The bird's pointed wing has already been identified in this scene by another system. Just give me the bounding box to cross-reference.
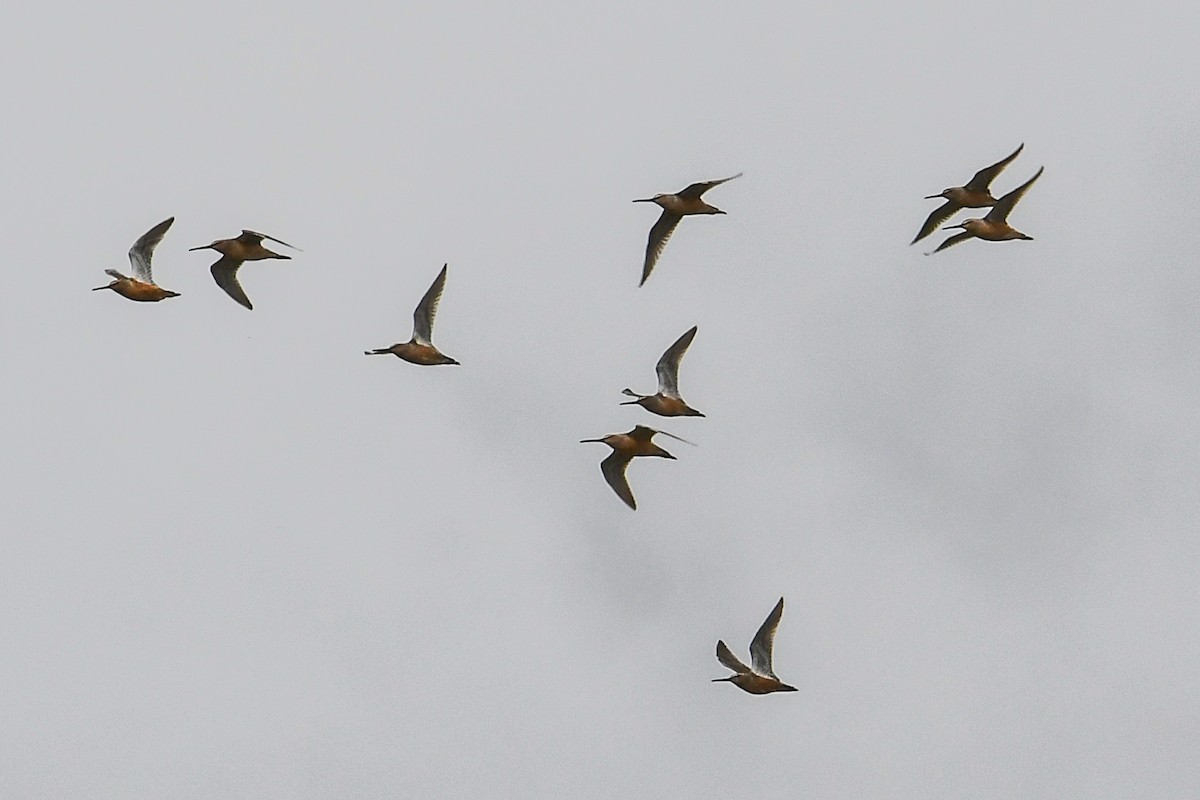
[239,229,300,251]
[104,269,128,281]
[412,264,448,345]
[716,640,751,675]
[128,217,174,284]
[986,166,1043,223]
[629,425,659,443]
[655,326,697,398]
[911,201,961,245]
[677,172,743,200]
[749,597,785,679]
[600,451,636,510]
[211,256,253,310]
[965,143,1024,192]
[926,231,974,255]
[641,211,682,286]
[648,428,696,446]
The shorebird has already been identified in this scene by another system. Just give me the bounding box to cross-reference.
[92,217,180,302]
[621,325,704,417]
[912,144,1024,244]
[189,229,298,309]
[713,597,797,695]
[634,173,742,286]
[364,264,460,365]
[579,425,691,510]
[926,167,1044,255]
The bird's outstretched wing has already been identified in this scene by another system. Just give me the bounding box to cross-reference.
[965,143,1024,192]
[749,597,785,679]
[716,640,751,675]
[911,200,960,245]
[655,326,697,398]
[925,231,974,255]
[238,229,300,251]
[641,211,682,286]
[987,166,1044,224]
[677,172,743,200]
[600,452,636,510]
[413,264,448,345]
[128,217,174,284]
[211,257,252,310]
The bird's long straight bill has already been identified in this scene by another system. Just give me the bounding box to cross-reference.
[187,245,210,251]
[579,438,606,444]
[631,197,656,203]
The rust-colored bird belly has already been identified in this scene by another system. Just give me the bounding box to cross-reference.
[391,343,450,365]
[643,396,690,416]
[733,675,791,694]
[113,281,176,302]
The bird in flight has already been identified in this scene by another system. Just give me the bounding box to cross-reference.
[579,425,691,510]
[634,173,742,286]
[92,217,180,302]
[365,264,460,365]
[926,166,1044,255]
[621,325,705,417]
[912,144,1024,245]
[189,229,298,309]
[713,597,798,694]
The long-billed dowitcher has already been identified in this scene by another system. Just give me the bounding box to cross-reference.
[621,325,704,417]
[579,425,691,510]
[92,217,180,302]
[364,264,460,365]
[912,144,1024,244]
[189,229,298,309]
[634,173,742,286]
[713,597,797,695]
[926,167,1044,255]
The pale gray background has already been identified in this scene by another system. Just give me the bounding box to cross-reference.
[2,2,1198,797]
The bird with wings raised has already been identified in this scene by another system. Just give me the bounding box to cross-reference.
[365,264,460,366]
[93,217,180,302]
[713,597,797,695]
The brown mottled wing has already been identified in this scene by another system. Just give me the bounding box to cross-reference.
[211,256,252,310]
[656,326,697,398]
[716,640,751,675]
[640,211,681,286]
[239,229,300,251]
[965,143,1024,193]
[128,217,174,284]
[412,263,448,345]
[676,172,743,200]
[599,451,636,510]
[911,200,961,245]
[926,231,974,255]
[749,597,785,679]
[986,166,1043,224]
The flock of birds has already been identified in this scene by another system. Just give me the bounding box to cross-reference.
[92,145,1044,693]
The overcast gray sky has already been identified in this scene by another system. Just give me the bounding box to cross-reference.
[3,2,1199,797]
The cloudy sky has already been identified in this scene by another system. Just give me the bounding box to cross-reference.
[3,2,1198,797]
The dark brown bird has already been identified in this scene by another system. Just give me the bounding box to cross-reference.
[92,217,180,302]
[189,229,298,309]
[364,264,460,365]
[713,597,798,695]
[912,143,1024,244]
[579,425,691,510]
[634,173,742,286]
